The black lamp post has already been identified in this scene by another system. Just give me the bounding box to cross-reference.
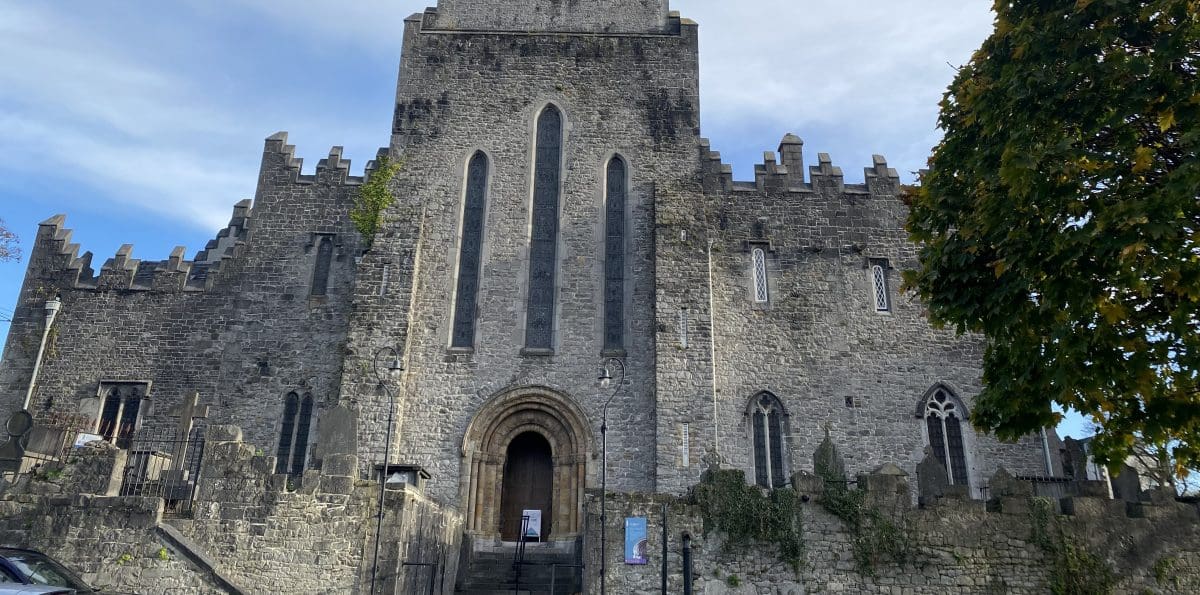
[370,346,404,594]
[596,357,625,595]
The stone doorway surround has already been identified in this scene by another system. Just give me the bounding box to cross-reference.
[460,386,591,542]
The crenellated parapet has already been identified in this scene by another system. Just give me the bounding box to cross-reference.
[703,134,901,199]
[261,131,388,187]
[28,200,257,294]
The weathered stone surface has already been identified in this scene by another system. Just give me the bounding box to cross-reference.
[917,446,949,503]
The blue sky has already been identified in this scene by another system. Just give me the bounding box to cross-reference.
[0,0,1091,439]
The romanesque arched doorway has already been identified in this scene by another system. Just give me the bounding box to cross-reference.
[460,387,590,542]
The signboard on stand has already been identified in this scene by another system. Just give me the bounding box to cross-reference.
[624,517,648,564]
[522,509,543,541]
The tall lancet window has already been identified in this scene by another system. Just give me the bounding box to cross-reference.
[925,388,969,486]
[276,392,314,477]
[525,106,563,350]
[603,156,627,351]
[752,247,769,303]
[311,235,334,296]
[452,152,489,349]
[749,392,788,488]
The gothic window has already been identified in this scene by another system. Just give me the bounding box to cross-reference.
[311,235,334,297]
[603,156,627,352]
[525,106,563,350]
[925,388,969,485]
[275,392,314,476]
[452,152,489,349]
[752,247,769,303]
[749,392,788,488]
[870,258,890,312]
[98,383,145,449]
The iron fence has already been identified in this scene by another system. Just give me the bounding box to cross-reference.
[118,425,206,516]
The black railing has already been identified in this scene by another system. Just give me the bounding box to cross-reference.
[119,425,206,516]
[513,514,530,594]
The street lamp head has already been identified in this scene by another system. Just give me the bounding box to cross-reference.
[597,366,612,389]
[387,358,404,373]
[44,296,61,318]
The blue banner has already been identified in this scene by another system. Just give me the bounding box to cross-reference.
[624,517,648,565]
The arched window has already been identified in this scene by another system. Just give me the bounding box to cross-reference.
[452,151,489,349]
[749,392,788,488]
[603,156,627,351]
[98,383,144,449]
[752,247,769,303]
[312,235,334,296]
[924,388,969,485]
[525,106,563,350]
[275,392,314,476]
[872,263,890,312]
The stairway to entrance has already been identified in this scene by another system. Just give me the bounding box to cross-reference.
[456,544,582,595]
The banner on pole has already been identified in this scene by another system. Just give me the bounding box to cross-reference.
[624,517,648,564]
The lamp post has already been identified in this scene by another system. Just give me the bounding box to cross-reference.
[596,357,625,595]
[370,346,404,594]
[22,296,61,411]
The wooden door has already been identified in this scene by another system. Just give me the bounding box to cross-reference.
[499,432,554,540]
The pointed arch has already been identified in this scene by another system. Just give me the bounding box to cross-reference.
[603,154,627,351]
[452,150,490,349]
[311,235,334,296]
[920,385,970,486]
[745,391,790,488]
[525,105,564,350]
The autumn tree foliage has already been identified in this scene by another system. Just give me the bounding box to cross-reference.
[906,0,1200,472]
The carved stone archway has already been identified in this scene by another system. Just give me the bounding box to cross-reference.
[460,386,591,541]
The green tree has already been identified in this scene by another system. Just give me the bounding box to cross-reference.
[0,217,19,262]
[906,0,1200,473]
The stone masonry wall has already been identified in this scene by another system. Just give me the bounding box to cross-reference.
[427,0,672,34]
[0,425,464,594]
[696,146,1055,493]
[586,481,1200,594]
[182,425,463,594]
[0,135,375,463]
[0,444,225,594]
[342,9,702,504]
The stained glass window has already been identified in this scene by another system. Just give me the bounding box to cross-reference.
[604,156,627,351]
[525,106,563,350]
[750,392,788,488]
[925,388,969,485]
[275,392,314,477]
[452,152,488,348]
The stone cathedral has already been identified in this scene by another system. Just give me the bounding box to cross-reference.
[2,0,1060,570]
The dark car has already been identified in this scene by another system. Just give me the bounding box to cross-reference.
[0,548,98,594]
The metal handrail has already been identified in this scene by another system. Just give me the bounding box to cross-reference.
[513,515,530,594]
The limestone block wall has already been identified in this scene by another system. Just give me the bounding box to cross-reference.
[184,426,463,594]
[426,0,672,34]
[343,11,702,502]
[0,495,226,594]
[695,147,1052,494]
[586,487,1200,594]
[0,135,375,460]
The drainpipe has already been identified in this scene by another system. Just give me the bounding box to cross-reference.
[1040,428,1054,476]
[706,239,719,455]
[681,532,693,595]
[22,296,61,411]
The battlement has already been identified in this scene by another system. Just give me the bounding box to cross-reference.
[31,200,255,294]
[262,131,389,186]
[422,0,676,35]
[701,134,902,198]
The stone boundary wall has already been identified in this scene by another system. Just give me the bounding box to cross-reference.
[0,426,463,594]
[586,473,1200,594]
[0,445,226,593]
